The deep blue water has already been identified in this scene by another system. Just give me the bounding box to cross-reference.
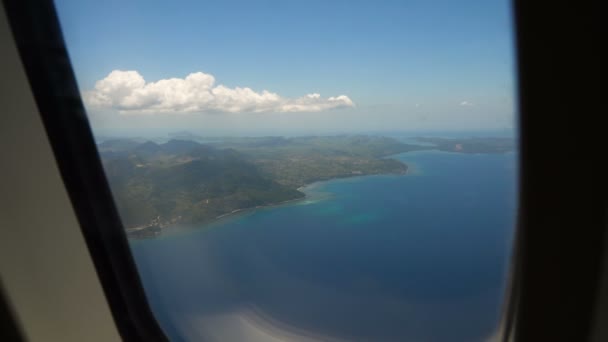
[130,150,517,342]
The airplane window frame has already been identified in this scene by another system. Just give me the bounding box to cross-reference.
[3,1,167,341]
[3,0,606,341]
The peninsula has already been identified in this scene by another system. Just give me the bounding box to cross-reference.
[97,135,514,237]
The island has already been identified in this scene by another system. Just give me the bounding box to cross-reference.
[97,135,514,237]
[414,136,515,154]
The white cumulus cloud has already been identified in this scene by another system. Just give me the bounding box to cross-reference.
[83,70,355,114]
[459,100,473,106]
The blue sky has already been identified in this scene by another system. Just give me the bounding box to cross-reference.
[55,0,516,136]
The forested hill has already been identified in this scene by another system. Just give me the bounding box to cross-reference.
[100,140,302,228]
[97,136,417,231]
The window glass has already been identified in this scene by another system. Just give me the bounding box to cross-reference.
[55,1,517,341]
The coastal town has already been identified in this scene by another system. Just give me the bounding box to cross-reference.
[126,215,181,238]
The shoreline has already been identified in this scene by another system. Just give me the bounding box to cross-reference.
[176,168,410,229]
[129,148,511,239]
[213,196,306,220]
[128,162,410,239]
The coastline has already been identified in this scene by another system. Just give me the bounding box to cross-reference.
[127,162,409,239]
[128,148,514,239]
[195,166,409,227]
[167,148,515,230]
[213,196,306,220]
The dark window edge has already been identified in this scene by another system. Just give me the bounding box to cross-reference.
[504,0,607,341]
[2,0,168,340]
[0,282,25,342]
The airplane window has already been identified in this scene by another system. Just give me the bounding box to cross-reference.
[54,0,517,341]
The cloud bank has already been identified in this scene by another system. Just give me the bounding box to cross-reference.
[83,70,355,114]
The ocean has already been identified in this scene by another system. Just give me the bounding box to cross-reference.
[130,150,517,342]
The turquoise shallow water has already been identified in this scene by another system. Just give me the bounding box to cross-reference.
[130,150,517,342]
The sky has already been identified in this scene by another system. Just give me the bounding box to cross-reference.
[54,0,516,137]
